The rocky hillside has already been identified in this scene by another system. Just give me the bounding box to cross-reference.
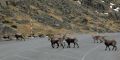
[0,0,120,36]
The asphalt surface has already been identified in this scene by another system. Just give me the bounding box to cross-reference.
[0,33,120,60]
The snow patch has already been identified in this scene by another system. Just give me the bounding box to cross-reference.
[95,10,99,14]
[113,7,120,12]
[101,0,105,3]
[103,13,109,15]
[110,3,115,9]
[110,3,115,6]
[76,0,81,5]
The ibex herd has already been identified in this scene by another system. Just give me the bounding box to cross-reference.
[48,34,79,48]
[92,35,117,51]
[48,34,117,51]
[1,33,45,41]
[1,33,118,51]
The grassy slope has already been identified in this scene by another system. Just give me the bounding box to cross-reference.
[0,0,120,36]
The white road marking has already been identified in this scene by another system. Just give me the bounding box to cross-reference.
[81,43,120,60]
[81,45,101,60]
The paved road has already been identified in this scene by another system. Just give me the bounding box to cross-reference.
[0,33,120,60]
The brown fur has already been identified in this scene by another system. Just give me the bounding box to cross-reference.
[103,38,117,51]
[92,35,104,43]
[64,34,79,48]
[14,34,25,41]
[65,37,79,48]
[48,34,65,48]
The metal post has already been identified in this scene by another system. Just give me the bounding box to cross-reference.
[28,5,33,35]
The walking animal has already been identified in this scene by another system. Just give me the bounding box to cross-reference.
[38,34,44,38]
[3,35,10,39]
[14,34,25,41]
[64,34,79,48]
[2,35,11,41]
[48,34,65,48]
[102,37,117,51]
[92,35,104,43]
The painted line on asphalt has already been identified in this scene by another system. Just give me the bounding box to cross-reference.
[81,45,101,60]
[81,43,120,60]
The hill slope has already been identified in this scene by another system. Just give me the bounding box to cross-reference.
[0,0,120,36]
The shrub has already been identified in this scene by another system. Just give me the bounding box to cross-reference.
[16,20,30,24]
[11,25,17,29]
[2,20,11,24]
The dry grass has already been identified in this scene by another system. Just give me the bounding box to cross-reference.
[1,0,120,36]
[16,19,72,36]
[48,13,63,22]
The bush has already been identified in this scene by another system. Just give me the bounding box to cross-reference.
[2,20,11,24]
[16,20,30,24]
[11,25,17,29]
